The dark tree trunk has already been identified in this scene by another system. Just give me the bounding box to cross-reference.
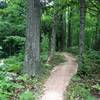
[67,7,72,48]
[23,0,41,76]
[79,0,86,66]
[56,35,59,51]
[94,10,100,50]
[60,13,66,51]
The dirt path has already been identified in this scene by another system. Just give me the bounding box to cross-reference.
[41,53,78,100]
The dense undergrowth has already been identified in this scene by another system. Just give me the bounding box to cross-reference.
[0,44,100,100]
[0,35,49,100]
[0,53,41,100]
[0,46,100,100]
[0,51,65,100]
[65,47,100,100]
[0,0,99,100]
[0,50,100,100]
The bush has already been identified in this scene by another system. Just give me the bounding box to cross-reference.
[0,71,41,100]
[0,53,24,73]
[66,77,96,100]
[66,46,79,55]
[2,36,25,57]
[79,50,100,77]
[40,35,49,52]
[19,91,36,100]
[0,70,23,100]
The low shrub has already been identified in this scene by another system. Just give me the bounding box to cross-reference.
[66,77,96,100]
[2,36,25,57]
[79,50,100,77]
[19,90,36,100]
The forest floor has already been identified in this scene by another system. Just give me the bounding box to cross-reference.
[41,53,78,100]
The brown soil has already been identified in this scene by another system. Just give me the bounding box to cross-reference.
[41,53,78,100]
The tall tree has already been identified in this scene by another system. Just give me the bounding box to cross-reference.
[79,0,86,66]
[67,6,72,48]
[94,2,100,50]
[60,13,66,51]
[50,14,56,56]
[94,12,100,50]
[47,13,56,62]
[23,0,41,76]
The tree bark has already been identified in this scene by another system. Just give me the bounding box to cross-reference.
[79,0,86,66]
[94,10,100,50]
[47,13,56,63]
[60,13,66,51]
[67,7,72,48]
[50,14,56,56]
[23,0,41,76]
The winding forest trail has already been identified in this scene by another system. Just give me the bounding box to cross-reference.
[41,53,78,100]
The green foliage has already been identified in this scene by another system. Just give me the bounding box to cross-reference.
[40,35,49,62]
[6,63,22,73]
[41,35,49,52]
[0,70,42,100]
[0,0,99,100]
[0,51,52,100]
[41,52,48,63]
[0,71,23,100]
[2,53,24,73]
[79,50,100,77]
[66,46,79,55]
[92,84,100,91]
[0,0,26,57]
[67,47,100,77]
[19,91,35,100]
[41,9,52,35]
[66,77,96,100]
[3,36,25,45]
[2,36,25,56]
[50,53,66,66]
[41,63,52,79]
[66,49,99,100]
[0,0,26,37]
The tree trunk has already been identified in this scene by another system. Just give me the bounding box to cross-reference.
[79,0,86,66]
[67,7,72,48]
[47,14,56,63]
[60,13,66,51]
[23,0,41,76]
[94,10,100,50]
[50,14,56,56]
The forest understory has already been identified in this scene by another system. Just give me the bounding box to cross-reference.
[0,51,99,100]
[0,0,100,100]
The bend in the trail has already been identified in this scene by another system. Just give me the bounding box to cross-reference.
[41,52,78,100]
